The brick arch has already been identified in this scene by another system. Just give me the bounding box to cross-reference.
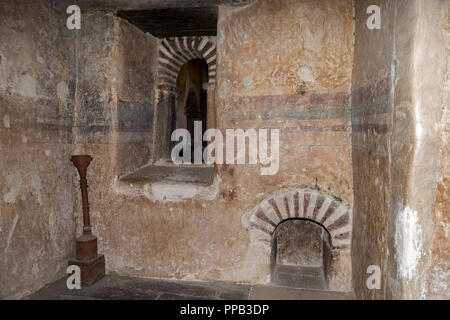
[157,36,216,91]
[242,188,352,250]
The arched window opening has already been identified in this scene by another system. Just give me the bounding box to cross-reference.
[176,58,209,163]
[120,39,216,185]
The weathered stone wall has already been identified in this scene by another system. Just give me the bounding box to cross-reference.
[424,0,449,300]
[0,0,77,298]
[71,9,161,261]
[387,0,447,301]
[78,0,354,292]
[3,0,447,300]
[351,0,395,300]
[351,0,448,300]
[73,13,158,176]
[215,0,354,291]
[0,2,159,298]
[73,13,116,152]
[115,18,158,176]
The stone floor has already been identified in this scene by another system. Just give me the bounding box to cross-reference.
[271,265,327,290]
[28,274,355,300]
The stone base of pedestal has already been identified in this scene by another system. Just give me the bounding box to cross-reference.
[68,233,105,286]
[68,254,105,287]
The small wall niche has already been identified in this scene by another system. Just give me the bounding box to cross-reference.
[271,219,332,290]
[119,37,217,185]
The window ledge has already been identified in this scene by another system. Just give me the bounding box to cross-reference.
[119,161,215,185]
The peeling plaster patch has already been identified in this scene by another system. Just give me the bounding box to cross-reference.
[394,204,423,280]
[3,115,10,128]
[243,77,254,89]
[113,177,220,202]
[21,135,28,143]
[31,173,42,205]
[296,65,315,83]
[45,150,50,157]
[4,172,22,204]
[428,262,449,297]
[4,214,19,253]
[300,26,318,51]
[48,209,63,254]
[112,178,145,197]
[150,183,199,202]
[415,124,423,143]
[147,178,219,202]
[31,264,39,275]
[56,81,69,103]
[18,74,37,98]
[243,60,257,68]
[414,102,423,145]
[218,79,232,99]
[420,287,427,300]
[217,27,225,46]
[442,221,449,238]
[0,53,6,89]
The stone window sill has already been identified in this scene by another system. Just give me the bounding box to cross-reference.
[119,162,215,185]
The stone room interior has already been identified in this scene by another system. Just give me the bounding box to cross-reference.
[0,0,448,301]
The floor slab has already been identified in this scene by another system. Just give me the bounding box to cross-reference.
[249,285,354,300]
[28,274,354,300]
[271,265,327,290]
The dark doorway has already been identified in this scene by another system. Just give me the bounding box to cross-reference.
[271,219,332,290]
[176,58,209,162]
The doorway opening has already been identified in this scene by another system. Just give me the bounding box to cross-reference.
[175,58,209,162]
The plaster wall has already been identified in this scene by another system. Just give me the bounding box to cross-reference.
[351,0,448,300]
[0,0,77,298]
[77,0,355,292]
[6,0,448,299]
[427,0,450,298]
[3,0,447,300]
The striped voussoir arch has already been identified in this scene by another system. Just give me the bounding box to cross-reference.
[242,188,352,250]
[157,36,217,91]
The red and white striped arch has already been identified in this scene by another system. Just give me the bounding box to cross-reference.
[157,36,216,91]
[242,187,352,250]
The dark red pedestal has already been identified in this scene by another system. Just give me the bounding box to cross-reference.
[69,155,105,286]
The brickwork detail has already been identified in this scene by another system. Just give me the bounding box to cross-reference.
[243,188,352,250]
[157,36,216,91]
